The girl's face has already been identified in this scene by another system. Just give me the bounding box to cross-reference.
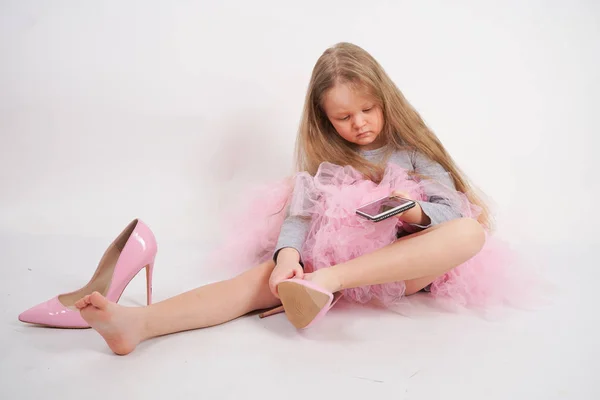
[322,82,385,151]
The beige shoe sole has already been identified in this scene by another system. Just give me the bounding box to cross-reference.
[277,281,340,329]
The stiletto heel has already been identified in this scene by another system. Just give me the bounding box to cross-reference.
[258,305,284,319]
[18,219,158,328]
[146,261,154,305]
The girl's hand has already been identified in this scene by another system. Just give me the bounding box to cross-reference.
[269,249,304,298]
[391,190,413,200]
[391,190,429,225]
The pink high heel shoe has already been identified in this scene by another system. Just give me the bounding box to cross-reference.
[276,279,343,329]
[18,219,157,328]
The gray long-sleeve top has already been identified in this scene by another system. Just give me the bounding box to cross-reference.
[273,146,463,263]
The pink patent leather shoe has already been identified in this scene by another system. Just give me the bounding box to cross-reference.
[18,219,157,328]
[276,279,343,329]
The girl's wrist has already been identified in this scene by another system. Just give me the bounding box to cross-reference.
[276,247,301,265]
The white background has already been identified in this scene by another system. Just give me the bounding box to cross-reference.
[1,1,598,399]
[2,0,598,245]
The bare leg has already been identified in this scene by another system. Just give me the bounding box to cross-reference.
[75,261,279,355]
[306,218,486,295]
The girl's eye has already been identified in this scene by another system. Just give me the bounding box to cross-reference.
[339,116,350,121]
[363,107,373,112]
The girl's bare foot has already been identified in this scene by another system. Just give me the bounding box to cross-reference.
[75,292,145,355]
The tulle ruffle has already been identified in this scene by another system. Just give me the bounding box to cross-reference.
[211,161,526,308]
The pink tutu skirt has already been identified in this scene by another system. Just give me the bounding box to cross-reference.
[212,162,533,308]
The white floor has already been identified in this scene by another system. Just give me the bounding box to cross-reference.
[1,231,597,400]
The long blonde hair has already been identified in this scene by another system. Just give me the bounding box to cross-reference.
[295,42,492,229]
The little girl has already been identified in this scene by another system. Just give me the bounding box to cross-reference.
[20,42,516,355]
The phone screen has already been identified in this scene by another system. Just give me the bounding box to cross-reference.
[357,196,413,217]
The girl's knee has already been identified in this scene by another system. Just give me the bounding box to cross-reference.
[452,218,486,254]
[233,261,280,308]
[236,260,276,283]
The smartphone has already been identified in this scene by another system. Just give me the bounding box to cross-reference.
[356,195,416,222]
